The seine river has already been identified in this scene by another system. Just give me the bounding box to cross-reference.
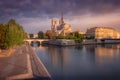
[33,44,120,80]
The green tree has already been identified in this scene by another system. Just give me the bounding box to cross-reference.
[0,24,8,49]
[0,19,27,49]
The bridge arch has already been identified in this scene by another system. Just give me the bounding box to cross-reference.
[24,39,48,45]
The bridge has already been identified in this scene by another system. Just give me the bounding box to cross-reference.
[24,39,49,45]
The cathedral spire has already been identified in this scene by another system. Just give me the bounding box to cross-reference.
[61,12,63,20]
[59,12,65,24]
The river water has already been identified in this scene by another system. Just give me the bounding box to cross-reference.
[33,44,120,80]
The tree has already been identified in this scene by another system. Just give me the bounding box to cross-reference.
[0,24,7,49]
[38,31,44,39]
[46,30,55,39]
[0,19,27,49]
[86,36,95,39]
[29,34,34,39]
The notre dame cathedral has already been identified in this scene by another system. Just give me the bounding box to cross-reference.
[51,14,72,36]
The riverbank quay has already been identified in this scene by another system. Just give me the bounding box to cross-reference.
[41,39,120,46]
[0,45,33,80]
[41,39,75,46]
[0,48,15,57]
[81,39,120,45]
[27,45,51,80]
[0,45,51,80]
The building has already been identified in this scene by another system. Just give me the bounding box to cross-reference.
[75,30,85,35]
[86,27,120,39]
[51,14,72,36]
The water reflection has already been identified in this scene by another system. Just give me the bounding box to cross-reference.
[35,44,120,80]
[46,46,72,70]
[95,45,119,64]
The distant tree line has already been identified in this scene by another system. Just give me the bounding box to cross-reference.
[29,30,95,43]
[31,30,85,43]
[0,19,27,49]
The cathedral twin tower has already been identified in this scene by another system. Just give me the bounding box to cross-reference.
[51,14,72,36]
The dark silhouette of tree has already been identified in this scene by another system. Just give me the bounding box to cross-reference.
[38,31,44,39]
[29,34,34,39]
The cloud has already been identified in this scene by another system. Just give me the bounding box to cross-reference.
[0,0,120,33]
[1,0,120,17]
[17,17,51,33]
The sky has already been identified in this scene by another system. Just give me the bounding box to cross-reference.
[0,0,120,33]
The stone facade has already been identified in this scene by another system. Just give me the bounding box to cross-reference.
[51,15,72,36]
[86,27,120,39]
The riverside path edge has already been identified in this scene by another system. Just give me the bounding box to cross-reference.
[26,45,51,80]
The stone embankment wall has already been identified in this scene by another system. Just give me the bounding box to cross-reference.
[82,39,120,45]
[27,45,51,79]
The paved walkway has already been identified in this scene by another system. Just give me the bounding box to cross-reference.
[0,45,51,80]
[0,45,33,80]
